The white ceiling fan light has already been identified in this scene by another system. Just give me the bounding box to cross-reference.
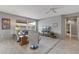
[46,7,60,14]
[45,7,64,16]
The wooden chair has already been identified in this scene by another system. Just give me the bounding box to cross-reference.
[19,35,29,46]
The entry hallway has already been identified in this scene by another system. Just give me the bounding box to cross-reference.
[0,36,79,54]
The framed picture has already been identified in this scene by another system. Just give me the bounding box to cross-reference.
[53,23,58,28]
[2,18,10,30]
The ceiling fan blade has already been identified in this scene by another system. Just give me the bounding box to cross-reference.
[46,7,63,14]
[52,9,56,13]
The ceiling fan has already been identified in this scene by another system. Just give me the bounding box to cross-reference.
[45,7,60,15]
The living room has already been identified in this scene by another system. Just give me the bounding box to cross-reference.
[0,5,79,54]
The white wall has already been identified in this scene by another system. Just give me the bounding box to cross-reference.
[38,16,61,34]
[0,12,34,39]
[77,17,79,40]
[61,16,65,39]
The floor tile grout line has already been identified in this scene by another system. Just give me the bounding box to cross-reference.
[44,39,62,54]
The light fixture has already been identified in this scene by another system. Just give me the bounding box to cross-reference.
[68,20,75,24]
[29,22,36,25]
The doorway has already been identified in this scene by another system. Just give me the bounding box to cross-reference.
[65,16,78,40]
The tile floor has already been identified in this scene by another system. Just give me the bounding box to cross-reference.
[0,36,79,54]
[49,36,79,54]
[0,36,60,54]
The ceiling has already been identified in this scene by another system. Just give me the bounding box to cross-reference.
[0,5,79,19]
